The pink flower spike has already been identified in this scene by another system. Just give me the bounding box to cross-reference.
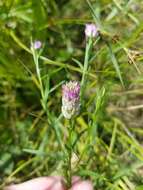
[85,24,98,38]
[62,81,80,119]
[33,40,42,49]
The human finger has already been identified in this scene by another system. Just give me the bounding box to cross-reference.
[70,179,93,190]
[4,176,66,190]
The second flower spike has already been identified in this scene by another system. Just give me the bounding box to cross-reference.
[85,23,98,38]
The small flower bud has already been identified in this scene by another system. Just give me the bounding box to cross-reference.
[85,24,98,38]
[33,40,42,49]
[62,81,80,119]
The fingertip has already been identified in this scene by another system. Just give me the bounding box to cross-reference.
[71,180,93,190]
[4,177,66,190]
[4,185,17,190]
[72,176,81,185]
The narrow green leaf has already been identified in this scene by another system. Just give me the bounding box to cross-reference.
[107,42,124,87]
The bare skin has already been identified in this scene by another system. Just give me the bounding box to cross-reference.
[5,176,93,190]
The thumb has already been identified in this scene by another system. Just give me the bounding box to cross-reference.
[5,176,66,190]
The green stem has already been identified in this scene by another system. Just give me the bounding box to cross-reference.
[107,122,117,161]
[81,37,92,101]
[32,47,45,104]
[67,119,74,188]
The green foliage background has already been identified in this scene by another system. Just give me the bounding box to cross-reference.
[0,0,143,189]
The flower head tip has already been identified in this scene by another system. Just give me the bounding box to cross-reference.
[33,40,42,49]
[85,24,98,37]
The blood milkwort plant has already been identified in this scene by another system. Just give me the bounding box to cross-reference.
[31,23,98,188]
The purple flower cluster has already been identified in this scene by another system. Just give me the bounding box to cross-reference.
[85,24,98,38]
[62,81,80,119]
[33,40,42,49]
[62,82,80,100]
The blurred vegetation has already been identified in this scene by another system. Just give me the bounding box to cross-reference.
[1,0,143,189]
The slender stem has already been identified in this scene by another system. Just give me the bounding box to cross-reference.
[68,142,72,187]
[32,46,48,112]
[107,122,117,161]
[32,47,44,102]
[67,119,74,188]
[81,37,92,100]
